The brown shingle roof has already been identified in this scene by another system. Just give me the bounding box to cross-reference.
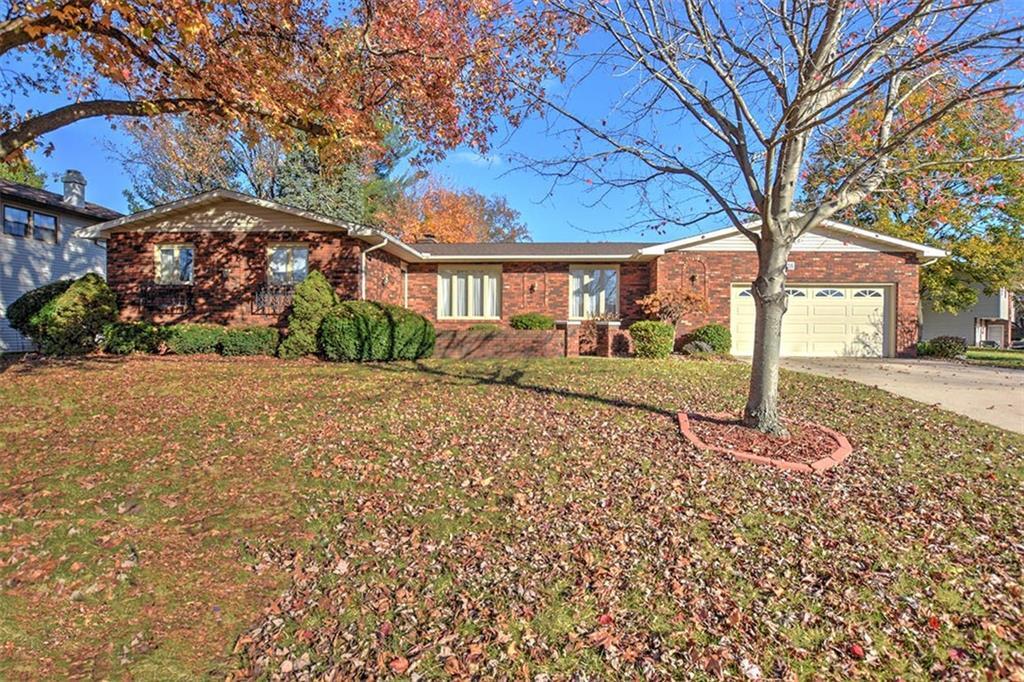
[415,241,656,257]
[0,179,122,222]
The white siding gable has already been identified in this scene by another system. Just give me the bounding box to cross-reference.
[683,226,885,252]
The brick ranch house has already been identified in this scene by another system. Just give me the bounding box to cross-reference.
[75,189,946,358]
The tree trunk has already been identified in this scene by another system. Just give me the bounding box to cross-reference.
[743,239,792,435]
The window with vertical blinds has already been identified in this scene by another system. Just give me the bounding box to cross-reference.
[438,267,501,319]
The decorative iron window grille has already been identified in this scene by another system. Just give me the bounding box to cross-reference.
[253,284,295,315]
[139,283,193,312]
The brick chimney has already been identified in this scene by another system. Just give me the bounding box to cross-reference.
[62,170,86,208]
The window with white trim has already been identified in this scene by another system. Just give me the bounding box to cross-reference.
[267,244,309,285]
[3,206,29,237]
[786,288,806,297]
[854,289,883,298]
[815,288,845,298]
[737,289,753,297]
[33,212,57,243]
[438,267,501,319]
[155,244,194,284]
[570,267,619,318]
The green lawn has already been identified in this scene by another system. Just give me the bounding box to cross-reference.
[966,347,1024,369]
[0,356,1021,679]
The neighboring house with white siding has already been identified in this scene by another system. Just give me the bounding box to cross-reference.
[921,285,1016,348]
[1,171,121,351]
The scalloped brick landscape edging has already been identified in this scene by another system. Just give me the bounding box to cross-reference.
[677,411,853,473]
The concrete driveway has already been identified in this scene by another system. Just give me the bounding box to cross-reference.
[780,357,1024,434]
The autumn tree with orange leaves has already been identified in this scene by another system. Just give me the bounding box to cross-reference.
[0,0,565,160]
[380,176,530,243]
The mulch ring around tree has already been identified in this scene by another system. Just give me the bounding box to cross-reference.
[678,411,852,473]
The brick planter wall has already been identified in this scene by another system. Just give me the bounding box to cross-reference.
[433,329,564,359]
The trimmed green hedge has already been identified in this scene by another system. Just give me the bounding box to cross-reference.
[221,326,280,356]
[509,313,555,330]
[6,279,74,336]
[28,274,118,355]
[319,301,434,362]
[919,335,966,358]
[688,323,731,354]
[165,324,228,355]
[630,320,675,358]
[102,321,168,355]
[279,271,337,359]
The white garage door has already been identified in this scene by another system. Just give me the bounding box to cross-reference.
[730,285,890,357]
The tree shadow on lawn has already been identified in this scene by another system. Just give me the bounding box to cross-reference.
[364,359,678,418]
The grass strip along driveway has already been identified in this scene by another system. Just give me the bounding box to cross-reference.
[0,356,1021,679]
[966,347,1024,369]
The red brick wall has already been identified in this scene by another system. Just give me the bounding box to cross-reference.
[652,251,921,356]
[108,230,366,326]
[364,249,404,306]
[433,329,564,359]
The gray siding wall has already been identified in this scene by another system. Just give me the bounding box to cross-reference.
[921,287,1008,345]
[1,201,106,352]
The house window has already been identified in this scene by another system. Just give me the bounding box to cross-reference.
[267,244,309,285]
[570,267,619,318]
[155,244,194,284]
[787,288,806,297]
[438,267,501,319]
[3,206,29,237]
[33,213,57,243]
[815,288,845,298]
[854,288,883,298]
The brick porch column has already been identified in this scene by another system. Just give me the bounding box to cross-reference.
[595,320,621,357]
[556,320,581,357]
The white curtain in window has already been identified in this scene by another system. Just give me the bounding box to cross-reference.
[159,248,176,283]
[269,247,289,283]
[292,248,308,282]
[439,269,500,318]
[570,268,618,318]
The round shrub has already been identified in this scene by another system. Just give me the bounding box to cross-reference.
[630,320,675,358]
[319,301,435,362]
[165,324,228,354]
[29,273,118,355]
[279,271,337,359]
[688,323,731,354]
[6,279,74,336]
[509,313,555,330]
[102,321,168,354]
[221,326,280,356]
[922,335,966,358]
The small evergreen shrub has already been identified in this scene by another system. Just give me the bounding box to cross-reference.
[165,324,228,354]
[29,273,118,355]
[688,323,731,354]
[467,323,502,332]
[630,320,675,358]
[916,340,931,356]
[221,326,280,356]
[509,313,555,330]
[319,301,434,362]
[279,271,337,359]
[102,321,167,354]
[6,279,74,336]
[921,335,966,358]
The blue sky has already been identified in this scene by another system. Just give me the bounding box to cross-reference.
[25,112,703,244]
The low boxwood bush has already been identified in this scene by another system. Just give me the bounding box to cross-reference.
[102,321,168,355]
[509,313,555,330]
[6,279,75,336]
[319,301,435,362]
[165,324,228,355]
[467,323,502,332]
[688,323,731,354]
[28,273,118,355]
[279,270,337,359]
[221,326,280,356]
[920,335,966,358]
[630,320,675,358]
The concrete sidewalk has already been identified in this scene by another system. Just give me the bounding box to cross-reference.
[780,357,1024,434]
